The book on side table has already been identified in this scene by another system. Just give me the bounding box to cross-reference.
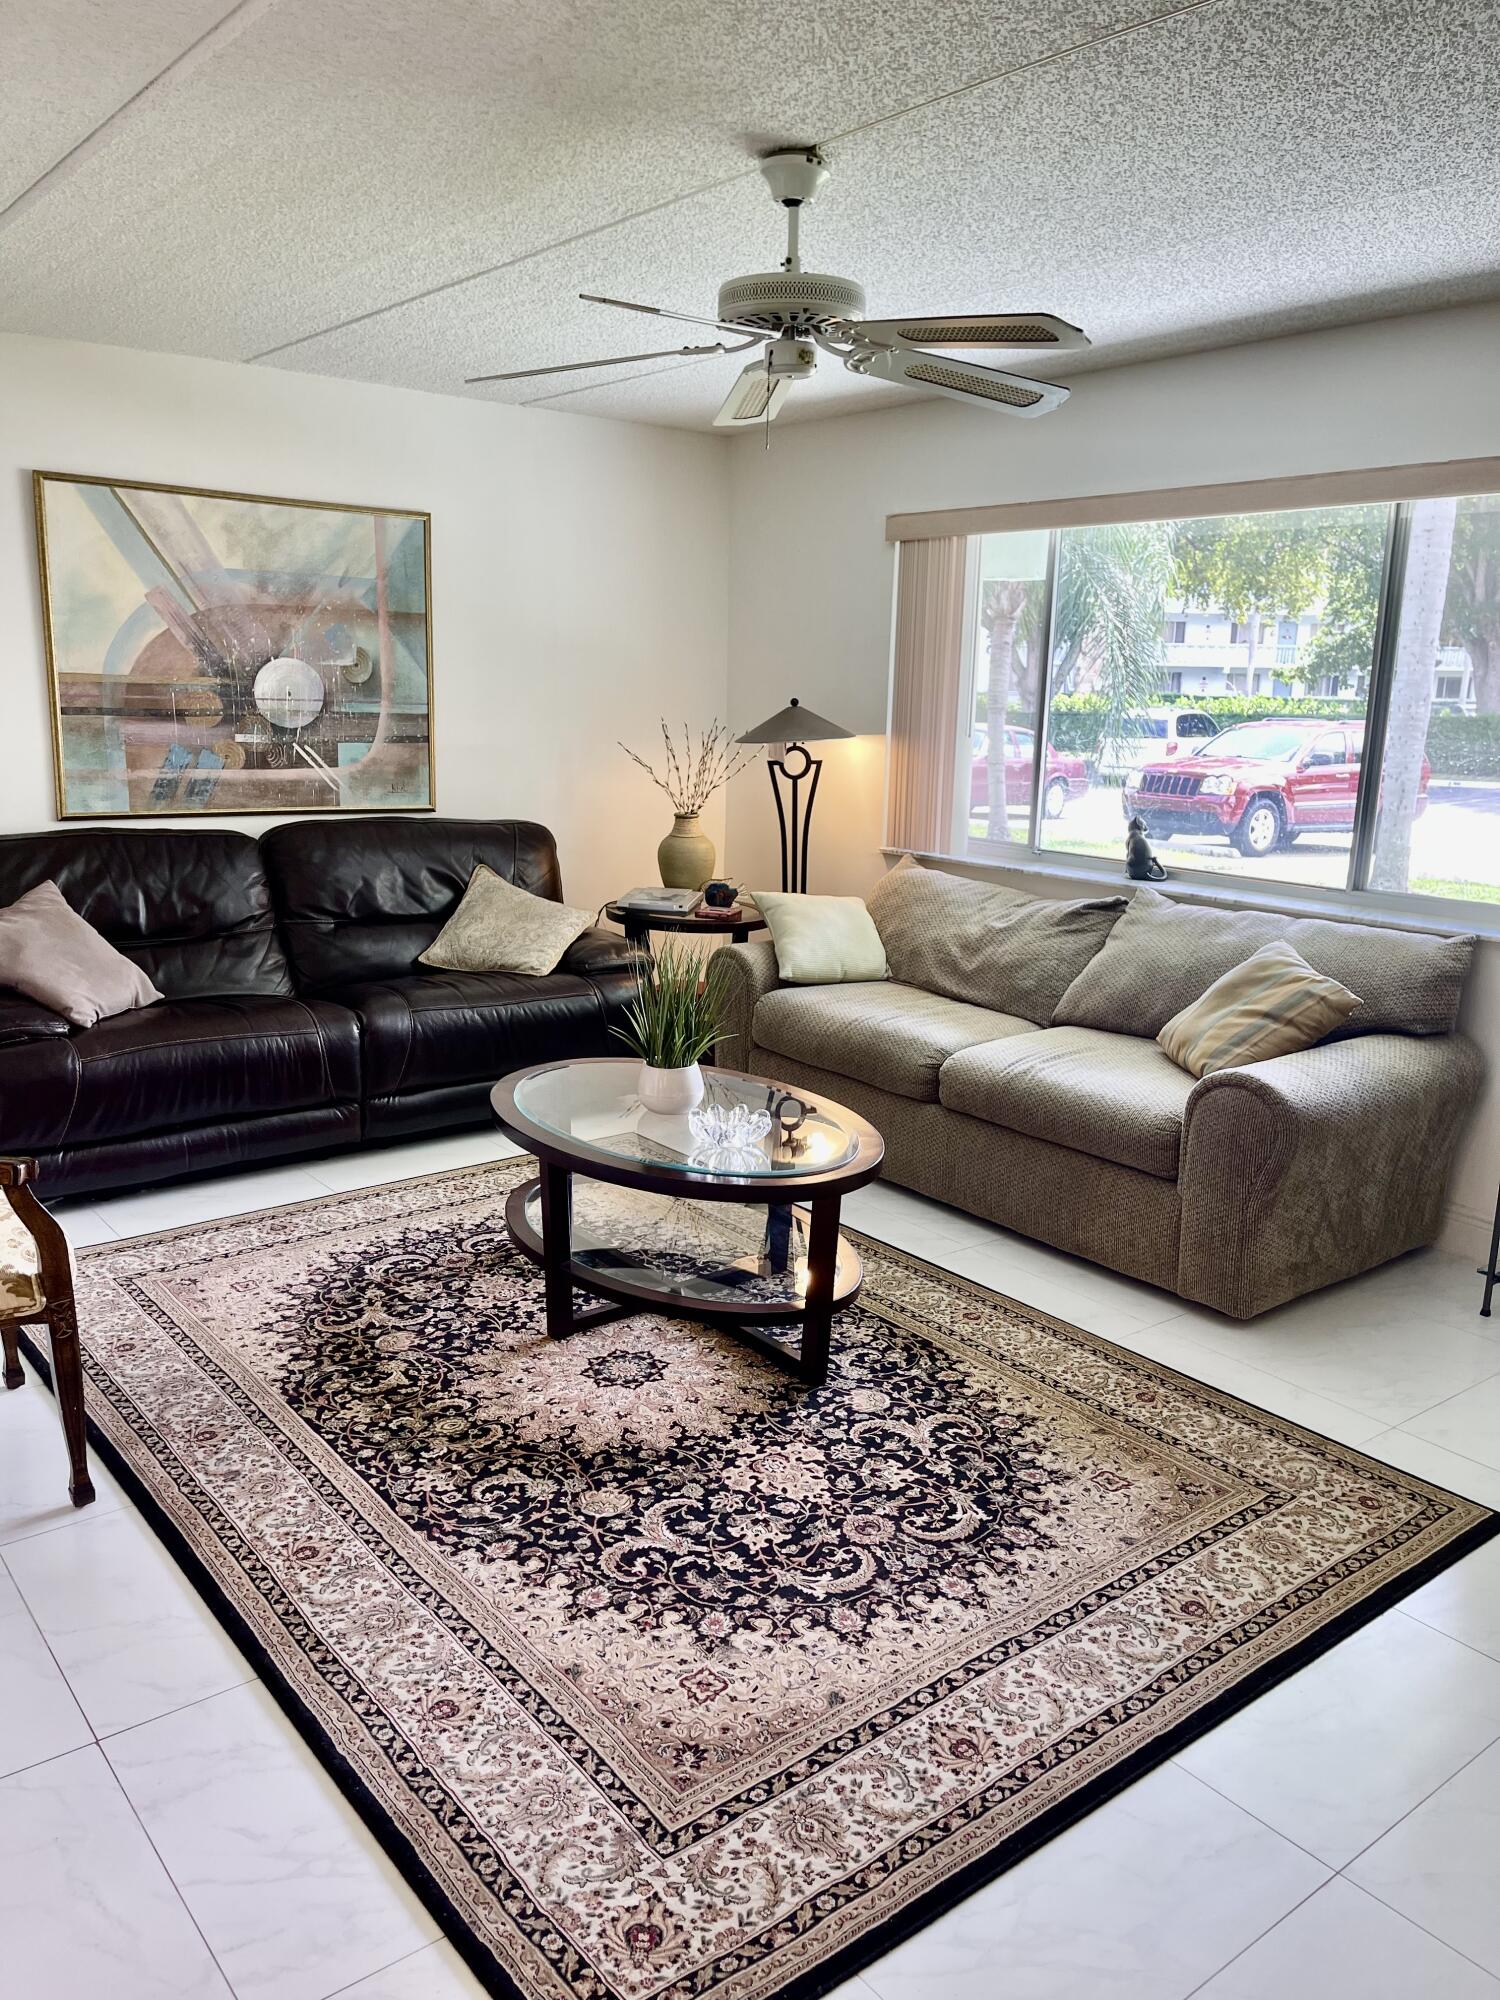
[613,887,703,914]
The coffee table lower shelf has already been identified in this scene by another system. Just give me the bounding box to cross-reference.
[503,1171,863,1384]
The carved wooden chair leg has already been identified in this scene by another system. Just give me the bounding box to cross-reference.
[1,1157,95,1505]
[46,1297,95,1508]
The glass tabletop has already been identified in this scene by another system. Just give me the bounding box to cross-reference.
[510,1061,861,1180]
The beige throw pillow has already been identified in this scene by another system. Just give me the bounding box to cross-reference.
[754,891,888,984]
[0,879,162,1028]
[419,864,593,976]
[1158,941,1362,1078]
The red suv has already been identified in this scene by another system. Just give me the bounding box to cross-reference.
[1121,718,1428,858]
[972,726,1090,818]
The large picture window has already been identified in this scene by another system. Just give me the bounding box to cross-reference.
[912,483,1500,912]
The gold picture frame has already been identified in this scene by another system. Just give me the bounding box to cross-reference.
[34,470,435,818]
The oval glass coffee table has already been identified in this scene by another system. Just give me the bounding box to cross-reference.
[490,1058,885,1383]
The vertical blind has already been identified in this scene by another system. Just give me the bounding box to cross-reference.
[886,535,967,853]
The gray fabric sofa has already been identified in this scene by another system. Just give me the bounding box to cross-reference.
[714,859,1481,1319]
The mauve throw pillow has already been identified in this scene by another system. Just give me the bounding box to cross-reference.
[0,879,162,1028]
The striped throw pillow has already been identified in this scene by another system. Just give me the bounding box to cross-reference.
[1158,941,1362,1078]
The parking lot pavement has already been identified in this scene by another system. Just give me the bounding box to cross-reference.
[973,779,1500,895]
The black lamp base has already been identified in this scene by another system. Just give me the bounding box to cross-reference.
[766,742,823,893]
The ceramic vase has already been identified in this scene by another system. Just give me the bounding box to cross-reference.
[658,814,715,890]
[638,1061,705,1115]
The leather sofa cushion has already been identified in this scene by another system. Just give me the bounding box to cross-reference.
[261,817,568,990]
[326,969,616,1098]
[1054,885,1473,1039]
[939,1026,1196,1179]
[0,829,293,998]
[753,982,1038,1102]
[0,995,358,1152]
[868,856,1126,1024]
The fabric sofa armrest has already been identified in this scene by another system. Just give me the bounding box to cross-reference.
[1177,1031,1483,1319]
[0,990,71,1046]
[710,939,783,1072]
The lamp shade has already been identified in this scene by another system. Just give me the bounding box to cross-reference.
[736,697,853,745]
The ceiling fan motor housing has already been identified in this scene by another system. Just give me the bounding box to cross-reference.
[716,269,866,332]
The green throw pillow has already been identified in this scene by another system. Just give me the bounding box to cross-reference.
[754,891,888,985]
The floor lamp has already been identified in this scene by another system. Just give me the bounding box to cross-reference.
[737,698,853,893]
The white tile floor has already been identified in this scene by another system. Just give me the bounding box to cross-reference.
[2,1132,1498,2000]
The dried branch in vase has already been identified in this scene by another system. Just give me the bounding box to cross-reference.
[618,719,760,817]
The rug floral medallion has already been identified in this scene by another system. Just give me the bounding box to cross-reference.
[67,1161,1495,2000]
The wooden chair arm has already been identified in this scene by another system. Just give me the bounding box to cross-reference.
[0,1159,37,1187]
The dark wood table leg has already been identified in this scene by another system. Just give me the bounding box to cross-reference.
[798,1193,840,1385]
[538,1161,577,1339]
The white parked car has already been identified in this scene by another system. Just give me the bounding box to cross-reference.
[1094,706,1219,779]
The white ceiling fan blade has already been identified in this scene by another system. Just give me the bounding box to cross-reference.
[466,341,736,385]
[580,291,762,337]
[712,361,792,428]
[849,311,1089,351]
[858,344,1068,417]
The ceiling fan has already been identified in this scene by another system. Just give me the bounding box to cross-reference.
[466,147,1089,427]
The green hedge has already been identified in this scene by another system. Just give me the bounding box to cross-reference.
[1039,693,1500,778]
[1424,712,1500,779]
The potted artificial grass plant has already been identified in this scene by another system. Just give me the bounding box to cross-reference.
[614,945,726,1114]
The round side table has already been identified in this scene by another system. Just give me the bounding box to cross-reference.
[604,902,766,949]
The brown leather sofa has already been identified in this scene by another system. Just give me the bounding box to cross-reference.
[0,818,639,1199]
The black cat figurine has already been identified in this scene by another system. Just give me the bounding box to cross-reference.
[1125,815,1167,881]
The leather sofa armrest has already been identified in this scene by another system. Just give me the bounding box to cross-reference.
[1177,1030,1483,1319]
[709,939,783,1073]
[558,927,647,978]
[0,991,70,1047]
[559,926,646,1036]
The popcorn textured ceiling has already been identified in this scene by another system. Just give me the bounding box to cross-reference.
[2,0,1497,429]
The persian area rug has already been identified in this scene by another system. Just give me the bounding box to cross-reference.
[56,1160,1496,2000]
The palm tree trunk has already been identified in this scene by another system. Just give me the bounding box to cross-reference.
[1368,498,1456,893]
[985,600,1021,841]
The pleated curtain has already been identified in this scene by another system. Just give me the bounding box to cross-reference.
[886,535,967,854]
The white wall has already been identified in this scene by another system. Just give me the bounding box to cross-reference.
[723,301,1500,1258]
[0,331,731,913]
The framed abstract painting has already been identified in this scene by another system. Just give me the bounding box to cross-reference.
[34,472,433,817]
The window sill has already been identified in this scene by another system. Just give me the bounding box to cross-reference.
[882,844,1500,945]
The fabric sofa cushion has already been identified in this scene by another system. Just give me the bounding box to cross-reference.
[939,1026,1196,1179]
[868,856,1126,1025]
[753,981,1038,1102]
[1054,885,1472,1039]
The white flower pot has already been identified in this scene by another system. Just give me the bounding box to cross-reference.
[638,1061,705,1115]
